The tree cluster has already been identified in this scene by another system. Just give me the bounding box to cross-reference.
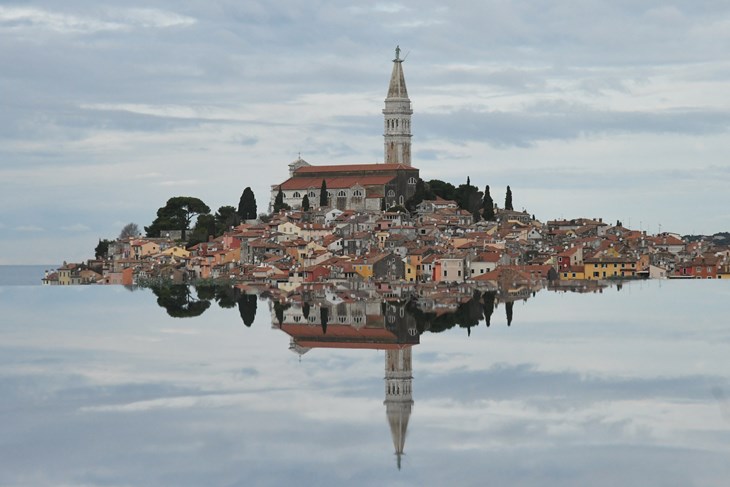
[407,177,514,223]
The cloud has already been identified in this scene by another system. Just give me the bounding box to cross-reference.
[418,105,730,148]
[0,6,196,34]
[156,180,201,187]
[60,223,92,232]
[0,6,125,34]
[15,225,44,233]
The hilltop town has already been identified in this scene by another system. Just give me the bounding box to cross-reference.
[43,48,730,287]
[42,205,730,287]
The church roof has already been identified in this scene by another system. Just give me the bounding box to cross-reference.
[280,175,395,190]
[295,163,415,174]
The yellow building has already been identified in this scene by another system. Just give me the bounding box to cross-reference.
[584,256,637,280]
[560,266,586,280]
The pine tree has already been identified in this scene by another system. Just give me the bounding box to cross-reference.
[481,185,495,221]
[505,185,513,211]
[302,194,310,211]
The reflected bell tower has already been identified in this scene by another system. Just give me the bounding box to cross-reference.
[384,346,413,470]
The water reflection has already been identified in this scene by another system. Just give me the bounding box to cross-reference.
[142,280,615,468]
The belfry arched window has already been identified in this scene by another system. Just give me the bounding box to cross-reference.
[387,190,396,197]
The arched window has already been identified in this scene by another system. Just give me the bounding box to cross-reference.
[337,190,346,197]
[408,177,417,185]
[399,195,404,205]
[353,189,363,197]
[308,191,316,198]
[292,192,301,198]
[387,190,395,197]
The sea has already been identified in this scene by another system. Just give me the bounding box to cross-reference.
[1,270,729,486]
[0,264,55,286]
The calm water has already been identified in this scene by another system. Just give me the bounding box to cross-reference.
[1,280,729,486]
[0,265,55,286]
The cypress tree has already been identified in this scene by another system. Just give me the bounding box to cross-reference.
[319,179,328,207]
[505,185,513,211]
[482,185,495,221]
[237,187,257,220]
[274,186,289,212]
[302,194,310,211]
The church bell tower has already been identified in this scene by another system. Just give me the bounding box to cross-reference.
[383,46,412,167]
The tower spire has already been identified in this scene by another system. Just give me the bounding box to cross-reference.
[383,46,412,166]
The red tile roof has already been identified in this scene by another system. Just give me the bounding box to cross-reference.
[279,175,396,190]
[294,163,415,174]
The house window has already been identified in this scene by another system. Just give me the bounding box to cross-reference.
[293,192,301,198]
[444,270,448,277]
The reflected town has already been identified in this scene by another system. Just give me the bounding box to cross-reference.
[146,279,616,469]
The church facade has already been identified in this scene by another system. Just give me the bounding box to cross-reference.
[271,48,419,212]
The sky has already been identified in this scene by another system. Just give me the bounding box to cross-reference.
[1,1,730,264]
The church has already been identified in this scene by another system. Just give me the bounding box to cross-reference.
[270,47,420,212]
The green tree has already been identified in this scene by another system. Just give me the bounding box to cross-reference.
[237,187,257,220]
[238,293,257,327]
[427,179,457,201]
[273,186,290,213]
[319,179,328,207]
[145,196,211,240]
[505,186,513,211]
[302,194,310,211]
[320,306,329,334]
[119,223,140,239]
[481,185,495,221]
[455,177,482,222]
[187,214,216,246]
[150,285,211,318]
[215,205,240,233]
[405,178,435,213]
[95,239,112,259]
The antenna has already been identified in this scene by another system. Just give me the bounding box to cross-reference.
[402,50,411,62]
